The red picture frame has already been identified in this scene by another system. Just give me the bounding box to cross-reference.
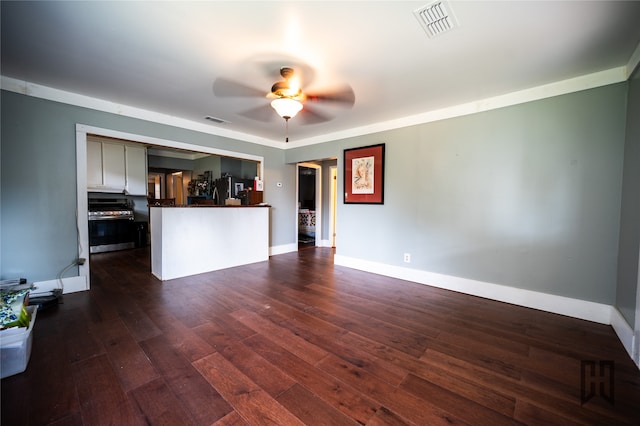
[344,143,385,204]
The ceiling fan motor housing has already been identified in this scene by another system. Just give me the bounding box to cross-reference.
[280,66,295,79]
[271,67,302,98]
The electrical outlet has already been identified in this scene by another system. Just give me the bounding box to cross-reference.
[403,253,411,263]
[76,258,86,265]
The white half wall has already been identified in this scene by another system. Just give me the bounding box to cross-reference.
[151,206,270,281]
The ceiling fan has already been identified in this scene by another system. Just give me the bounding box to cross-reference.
[213,65,355,141]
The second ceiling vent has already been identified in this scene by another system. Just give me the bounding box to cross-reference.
[414,1,459,38]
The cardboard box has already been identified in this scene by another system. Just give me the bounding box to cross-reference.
[225,198,241,206]
[0,306,37,379]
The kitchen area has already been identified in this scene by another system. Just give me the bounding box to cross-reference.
[86,135,266,267]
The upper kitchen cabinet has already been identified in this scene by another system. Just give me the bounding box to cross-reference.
[124,144,147,195]
[87,137,147,195]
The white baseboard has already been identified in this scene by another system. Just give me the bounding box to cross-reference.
[610,308,639,368]
[31,275,88,295]
[319,239,333,248]
[270,241,333,254]
[270,243,298,256]
[334,255,612,324]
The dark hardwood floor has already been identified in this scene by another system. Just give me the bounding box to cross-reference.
[2,247,639,425]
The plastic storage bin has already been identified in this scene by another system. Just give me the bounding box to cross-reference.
[0,306,37,379]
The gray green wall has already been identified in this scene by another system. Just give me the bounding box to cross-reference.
[287,83,628,305]
[1,82,633,312]
[0,90,295,282]
[617,69,640,326]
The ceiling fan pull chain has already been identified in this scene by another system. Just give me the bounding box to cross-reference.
[285,118,289,143]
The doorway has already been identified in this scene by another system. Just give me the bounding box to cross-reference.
[167,171,191,205]
[148,172,165,199]
[297,163,321,249]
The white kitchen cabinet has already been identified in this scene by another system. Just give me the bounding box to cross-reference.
[86,140,104,188]
[125,144,147,195]
[102,142,126,190]
[87,139,147,194]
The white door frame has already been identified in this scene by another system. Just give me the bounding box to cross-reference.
[329,166,337,248]
[297,163,322,248]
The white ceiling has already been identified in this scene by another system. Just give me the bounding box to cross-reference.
[2,1,640,147]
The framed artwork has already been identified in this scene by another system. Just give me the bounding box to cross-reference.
[344,143,385,204]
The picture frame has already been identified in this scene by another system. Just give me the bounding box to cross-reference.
[344,143,385,204]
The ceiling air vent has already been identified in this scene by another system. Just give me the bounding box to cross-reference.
[414,1,459,38]
[204,115,229,124]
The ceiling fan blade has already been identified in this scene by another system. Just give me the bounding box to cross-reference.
[305,84,355,107]
[213,77,265,98]
[298,104,332,125]
[238,104,276,123]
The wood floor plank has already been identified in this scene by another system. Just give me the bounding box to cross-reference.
[129,378,197,426]
[83,284,122,324]
[399,373,519,425]
[276,383,359,426]
[284,319,409,386]
[513,400,584,426]
[49,412,84,426]
[72,354,144,425]
[47,413,84,426]
[218,291,409,387]
[403,357,517,417]
[1,375,29,425]
[422,348,632,425]
[436,327,531,357]
[303,282,442,339]
[243,333,380,424]
[425,337,524,379]
[88,315,159,392]
[212,411,250,426]
[314,352,475,425]
[151,283,213,329]
[365,406,416,426]
[193,352,305,425]
[271,287,431,358]
[115,298,163,342]
[139,334,232,425]
[209,312,259,340]
[230,308,329,365]
[146,306,217,362]
[193,321,296,398]
[59,306,105,363]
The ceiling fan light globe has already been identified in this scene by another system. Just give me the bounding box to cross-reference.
[271,98,303,120]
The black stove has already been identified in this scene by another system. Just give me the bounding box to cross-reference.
[88,199,136,253]
[88,199,134,221]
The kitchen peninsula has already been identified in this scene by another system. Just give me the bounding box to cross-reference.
[150,204,270,280]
